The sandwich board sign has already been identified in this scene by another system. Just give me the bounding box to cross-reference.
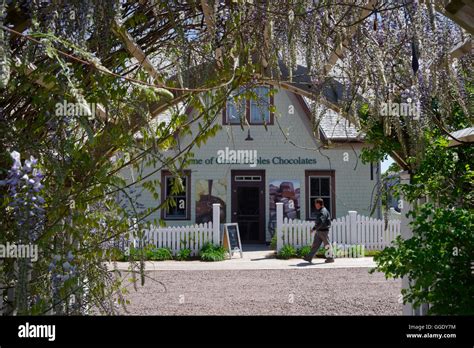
[222,223,243,258]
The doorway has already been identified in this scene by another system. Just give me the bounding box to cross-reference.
[231,170,265,244]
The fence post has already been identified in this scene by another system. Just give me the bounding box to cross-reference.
[399,171,416,315]
[212,203,220,245]
[348,211,357,244]
[276,203,284,251]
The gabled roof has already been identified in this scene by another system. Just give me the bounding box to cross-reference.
[273,61,365,142]
[276,62,347,106]
[300,97,364,142]
[134,89,365,143]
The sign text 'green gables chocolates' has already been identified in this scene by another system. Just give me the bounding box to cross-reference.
[187,156,317,166]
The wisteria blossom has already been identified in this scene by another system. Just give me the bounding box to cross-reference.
[0,151,45,242]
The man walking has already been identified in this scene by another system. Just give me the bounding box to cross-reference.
[303,198,334,263]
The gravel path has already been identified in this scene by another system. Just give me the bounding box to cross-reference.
[120,268,401,315]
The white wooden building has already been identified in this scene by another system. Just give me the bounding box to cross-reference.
[122,85,383,245]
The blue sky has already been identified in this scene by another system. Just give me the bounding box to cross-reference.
[381,157,395,173]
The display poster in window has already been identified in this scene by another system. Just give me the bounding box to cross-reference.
[268,180,300,236]
[195,179,227,224]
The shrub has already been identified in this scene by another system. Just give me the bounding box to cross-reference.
[176,248,192,261]
[297,245,312,258]
[316,244,367,258]
[199,243,227,262]
[348,245,366,257]
[270,234,277,250]
[125,245,153,261]
[315,246,326,257]
[276,245,297,259]
[110,247,128,261]
[364,249,380,257]
[149,247,173,261]
[145,245,156,259]
[372,205,474,314]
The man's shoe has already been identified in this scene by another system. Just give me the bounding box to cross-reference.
[303,256,313,263]
[324,258,334,263]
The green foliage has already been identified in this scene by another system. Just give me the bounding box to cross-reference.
[122,245,151,261]
[176,248,192,261]
[199,243,227,262]
[364,249,381,257]
[122,245,190,261]
[276,245,297,259]
[330,244,366,258]
[0,19,245,314]
[110,248,129,262]
[371,111,473,314]
[372,204,474,314]
[315,246,326,257]
[297,245,312,258]
[149,247,173,261]
[358,104,402,164]
[270,234,277,250]
[124,245,174,261]
[361,79,473,314]
[400,132,473,207]
[0,0,265,315]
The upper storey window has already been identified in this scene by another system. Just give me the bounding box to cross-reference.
[223,86,274,125]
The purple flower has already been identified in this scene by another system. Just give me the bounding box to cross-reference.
[23,157,38,173]
[0,151,45,241]
[11,151,21,170]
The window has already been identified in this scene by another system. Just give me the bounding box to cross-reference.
[250,86,271,124]
[223,86,274,125]
[226,89,246,125]
[235,175,262,182]
[305,170,335,219]
[161,171,191,220]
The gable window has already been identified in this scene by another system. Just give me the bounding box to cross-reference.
[226,89,246,125]
[223,86,274,125]
[305,170,336,219]
[250,86,271,124]
[161,171,191,220]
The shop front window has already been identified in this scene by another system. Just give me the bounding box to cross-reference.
[305,170,335,219]
[161,171,191,220]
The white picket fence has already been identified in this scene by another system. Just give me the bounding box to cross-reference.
[276,203,400,252]
[137,222,216,256]
[130,204,221,256]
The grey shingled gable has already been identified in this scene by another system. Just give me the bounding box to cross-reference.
[135,89,364,142]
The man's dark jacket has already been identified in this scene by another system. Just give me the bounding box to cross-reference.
[313,206,331,231]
